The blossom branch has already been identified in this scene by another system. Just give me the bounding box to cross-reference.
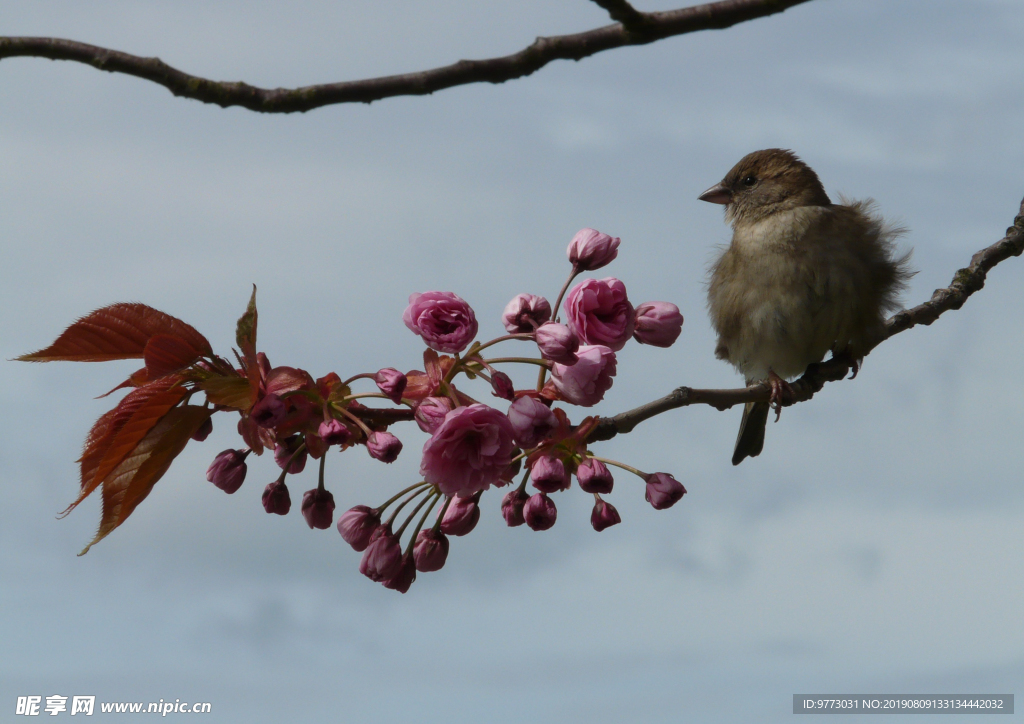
[0,0,813,113]
[588,194,1024,442]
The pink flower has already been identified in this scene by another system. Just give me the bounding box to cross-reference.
[403,291,478,354]
[421,404,517,497]
[359,532,403,582]
[262,481,291,515]
[382,553,417,593]
[550,345,617,407]
[367,431,403,463]
[567,228,620,271]
[318,418,352,447]
[524,493,557,531]
[591,499,621,531]
[374,368,408,403]
[440,492,482,536]
[337,505,381,551]
[414,396,454,434]
[490,371,515,401]
[206,449,248,494]
[644,472,686,510]
[564,278,634,351]
[274,435,307,473]
[530,455,570,493]
[301,488,336,529]
[191,417,213,442]
[501,489,529,527]
[576,458,613,494]
[633,302,684,348]
[413,529,450,572]
[250,393,287,428]
[535,322,579,365]
[506,396,558,448]
[502,293,552,333]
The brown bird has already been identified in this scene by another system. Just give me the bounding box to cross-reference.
[700,149,913,465]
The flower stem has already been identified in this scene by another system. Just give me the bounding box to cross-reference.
[343,372,375,386]
[591,455,647,479]
[395,490,435,540]
[334,404,374,437]
[384,485,430,528]
[378,481,430,513]
[471,333,534,355]
[431,495,453,533]
[485,357,552,368]
[403,491,441,555]
[317,453,326,492]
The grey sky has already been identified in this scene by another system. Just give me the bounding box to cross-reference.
[2,1,1022,722]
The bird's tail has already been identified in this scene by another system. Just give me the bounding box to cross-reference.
[732,400,770,465]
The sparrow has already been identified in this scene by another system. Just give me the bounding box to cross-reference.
[700,149,913,465]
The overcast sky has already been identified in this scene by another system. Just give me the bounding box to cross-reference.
[2,1,1022,722]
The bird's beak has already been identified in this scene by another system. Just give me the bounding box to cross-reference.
[698,183,732,205]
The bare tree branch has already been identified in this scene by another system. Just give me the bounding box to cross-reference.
[588,195,1024,442]
[0,0,813,113]
[589,0,651,31]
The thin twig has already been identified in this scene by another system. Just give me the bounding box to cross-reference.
[0,0,813,113]
[587,195,1024,442]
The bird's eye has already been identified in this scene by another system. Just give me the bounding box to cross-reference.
[742,175,757,187]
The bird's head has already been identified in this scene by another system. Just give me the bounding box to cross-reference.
[699,148,831,227]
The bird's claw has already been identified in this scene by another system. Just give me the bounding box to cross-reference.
[767,370,794,422]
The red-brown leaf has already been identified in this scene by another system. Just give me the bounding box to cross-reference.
[64,378,186,517]
[78,405,212,555]
[143,334,205,377]
[17,303,212,363]
[198,374,254,409]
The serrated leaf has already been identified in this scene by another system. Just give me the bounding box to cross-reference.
[235,286,258,356]
[143,334,205,377]
[17,303,212,363]
[79,405,212,555]
[63,378,186,516]
[198,374,253,409]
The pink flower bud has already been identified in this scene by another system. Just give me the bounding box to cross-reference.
[374,368,408,404]
[501,489,529,527]
[317,418,352,447]
[502,293,552,333]
[301,488,336,529]
[506,396,558,448]
[490,371,515,401]
[250,393,287,428]
[633,302,684,348]
[440,492,481,536]
[644,472,686,510]
[535,322,579,365]
[414,396,453,434]
[564,277,634,351]
[413,528,450,572]
[403,291,479,354]
[274,434,307,474]
[530,455,570,493]
[206,449,248,494]
[421,404,516,497]
[524,492,557,531]
[382,553,417,593]
[550,345,617,407]
[576,458,613,494]
[567,228,620,271]
[191,417,213,442]
[367,431,403,463]
[262,481,291,515]
[336,505,381,551]
[590,499,621,531]
[359,532,403,582]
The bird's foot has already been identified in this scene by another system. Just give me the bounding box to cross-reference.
[767,369,794,422]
